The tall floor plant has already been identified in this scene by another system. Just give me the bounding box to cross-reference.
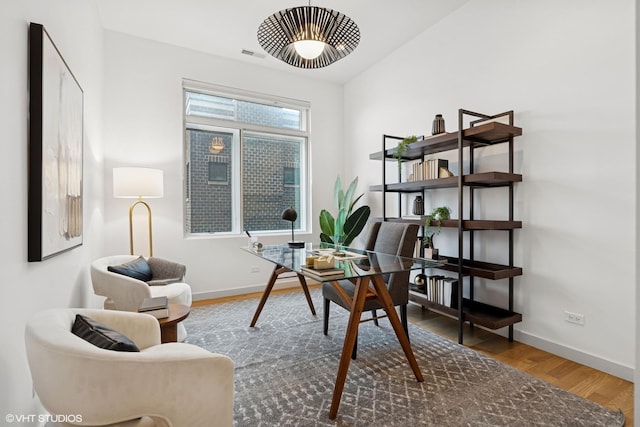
[319,176,370,246]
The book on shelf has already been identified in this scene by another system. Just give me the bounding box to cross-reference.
[413,239,422,258]
[138,296,169,319]
[407,159,449,181]
[411,275,458,309]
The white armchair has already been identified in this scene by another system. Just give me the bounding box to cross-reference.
[25,308,234,427]
[91,255,192,341]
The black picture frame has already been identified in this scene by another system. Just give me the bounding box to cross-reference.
[28,23,84,262]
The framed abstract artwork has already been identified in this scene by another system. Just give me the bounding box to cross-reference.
[28,23,84,261]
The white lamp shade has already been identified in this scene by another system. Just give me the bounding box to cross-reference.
[113,167,164,198]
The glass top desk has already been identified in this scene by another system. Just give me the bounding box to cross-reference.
[243,243,442,419]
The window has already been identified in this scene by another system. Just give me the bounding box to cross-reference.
[208,162,228,184]
[283,166,300,187]
[183,81,309,236]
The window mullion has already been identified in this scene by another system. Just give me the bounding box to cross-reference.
[235,129,244,234]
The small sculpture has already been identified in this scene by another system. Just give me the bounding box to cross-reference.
[412,196,424,215]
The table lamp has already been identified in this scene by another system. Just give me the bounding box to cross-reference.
[281,207,305,248]
[113,167,164,256]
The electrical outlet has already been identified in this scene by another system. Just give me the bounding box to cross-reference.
[564,311,585,325]
[250,266,260,273]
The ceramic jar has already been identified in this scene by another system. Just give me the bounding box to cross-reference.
[432,114,445,135]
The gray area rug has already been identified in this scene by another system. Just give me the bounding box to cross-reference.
[184,289,625,426]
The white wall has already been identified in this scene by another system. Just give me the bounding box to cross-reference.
[1,0,635,421]
[0,0,104,423]
[101,31,345,299]
[636,0,640,420]
[344,0,635,380]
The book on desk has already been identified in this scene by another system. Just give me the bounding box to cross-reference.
[300,266,345,280]
[138,296,169,319]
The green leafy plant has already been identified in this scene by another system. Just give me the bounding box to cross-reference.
[319,176,371,246]
[424,206,451,248]
[393,135,418,171]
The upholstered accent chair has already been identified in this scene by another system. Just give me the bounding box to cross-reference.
[25,308,234,427]
[322,221,419,358]
[91,255,192,341]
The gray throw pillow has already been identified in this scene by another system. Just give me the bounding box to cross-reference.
[72,314,140,352]
[107,256,152,282]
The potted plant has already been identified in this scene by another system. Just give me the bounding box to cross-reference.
[423,206,451,258]
[393,135,417,173]
[319,176,370,248]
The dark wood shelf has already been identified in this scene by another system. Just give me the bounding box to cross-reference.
[459,220,523,230]
[369,176,458,192]
[369,121,522,161]
[464,172,522,187]
[464,121,523,144]
[369,172,521,193]
[377,217,522,231]
[408,291,522,330]
[436,256,523,280]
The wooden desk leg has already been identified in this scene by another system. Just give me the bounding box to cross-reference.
[297,273,316,316]
[329,277,369,420]
[370,275,424,382]
[250,264,289,327]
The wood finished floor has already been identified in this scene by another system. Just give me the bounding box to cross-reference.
[195,287,634,425]
[406,304,634,426]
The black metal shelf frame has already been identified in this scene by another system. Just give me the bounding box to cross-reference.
[377,108,521,345]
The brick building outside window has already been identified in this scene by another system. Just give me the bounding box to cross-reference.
[183,82,309,236]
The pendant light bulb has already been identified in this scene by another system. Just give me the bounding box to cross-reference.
[293,39,325,59]
[294,22,325,60]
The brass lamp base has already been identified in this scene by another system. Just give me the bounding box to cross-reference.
[129,198,154,256]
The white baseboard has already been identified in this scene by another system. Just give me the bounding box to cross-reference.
[514,330,634,382]
[192,276,309,301]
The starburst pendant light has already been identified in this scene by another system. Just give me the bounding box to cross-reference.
[257,3,360,69]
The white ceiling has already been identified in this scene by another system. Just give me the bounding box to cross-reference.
[95,0,469,84]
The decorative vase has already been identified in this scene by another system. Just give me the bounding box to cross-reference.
[432,114,446,135]
[333,234,344,252]
[412,196,424,215]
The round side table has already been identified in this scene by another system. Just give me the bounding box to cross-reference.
[157,304,190,343]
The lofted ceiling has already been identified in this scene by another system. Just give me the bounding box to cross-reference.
[95,0,469,84]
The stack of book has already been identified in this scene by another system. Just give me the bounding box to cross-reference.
[300,266,345,281]
[407,159,450,181]
[138,296,169,319]
[411,276,458,308]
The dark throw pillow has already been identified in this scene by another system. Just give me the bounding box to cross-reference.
[72,314,140,352]
[107,256,152,282]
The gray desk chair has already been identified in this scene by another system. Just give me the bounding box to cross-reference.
[322,221,419,358]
